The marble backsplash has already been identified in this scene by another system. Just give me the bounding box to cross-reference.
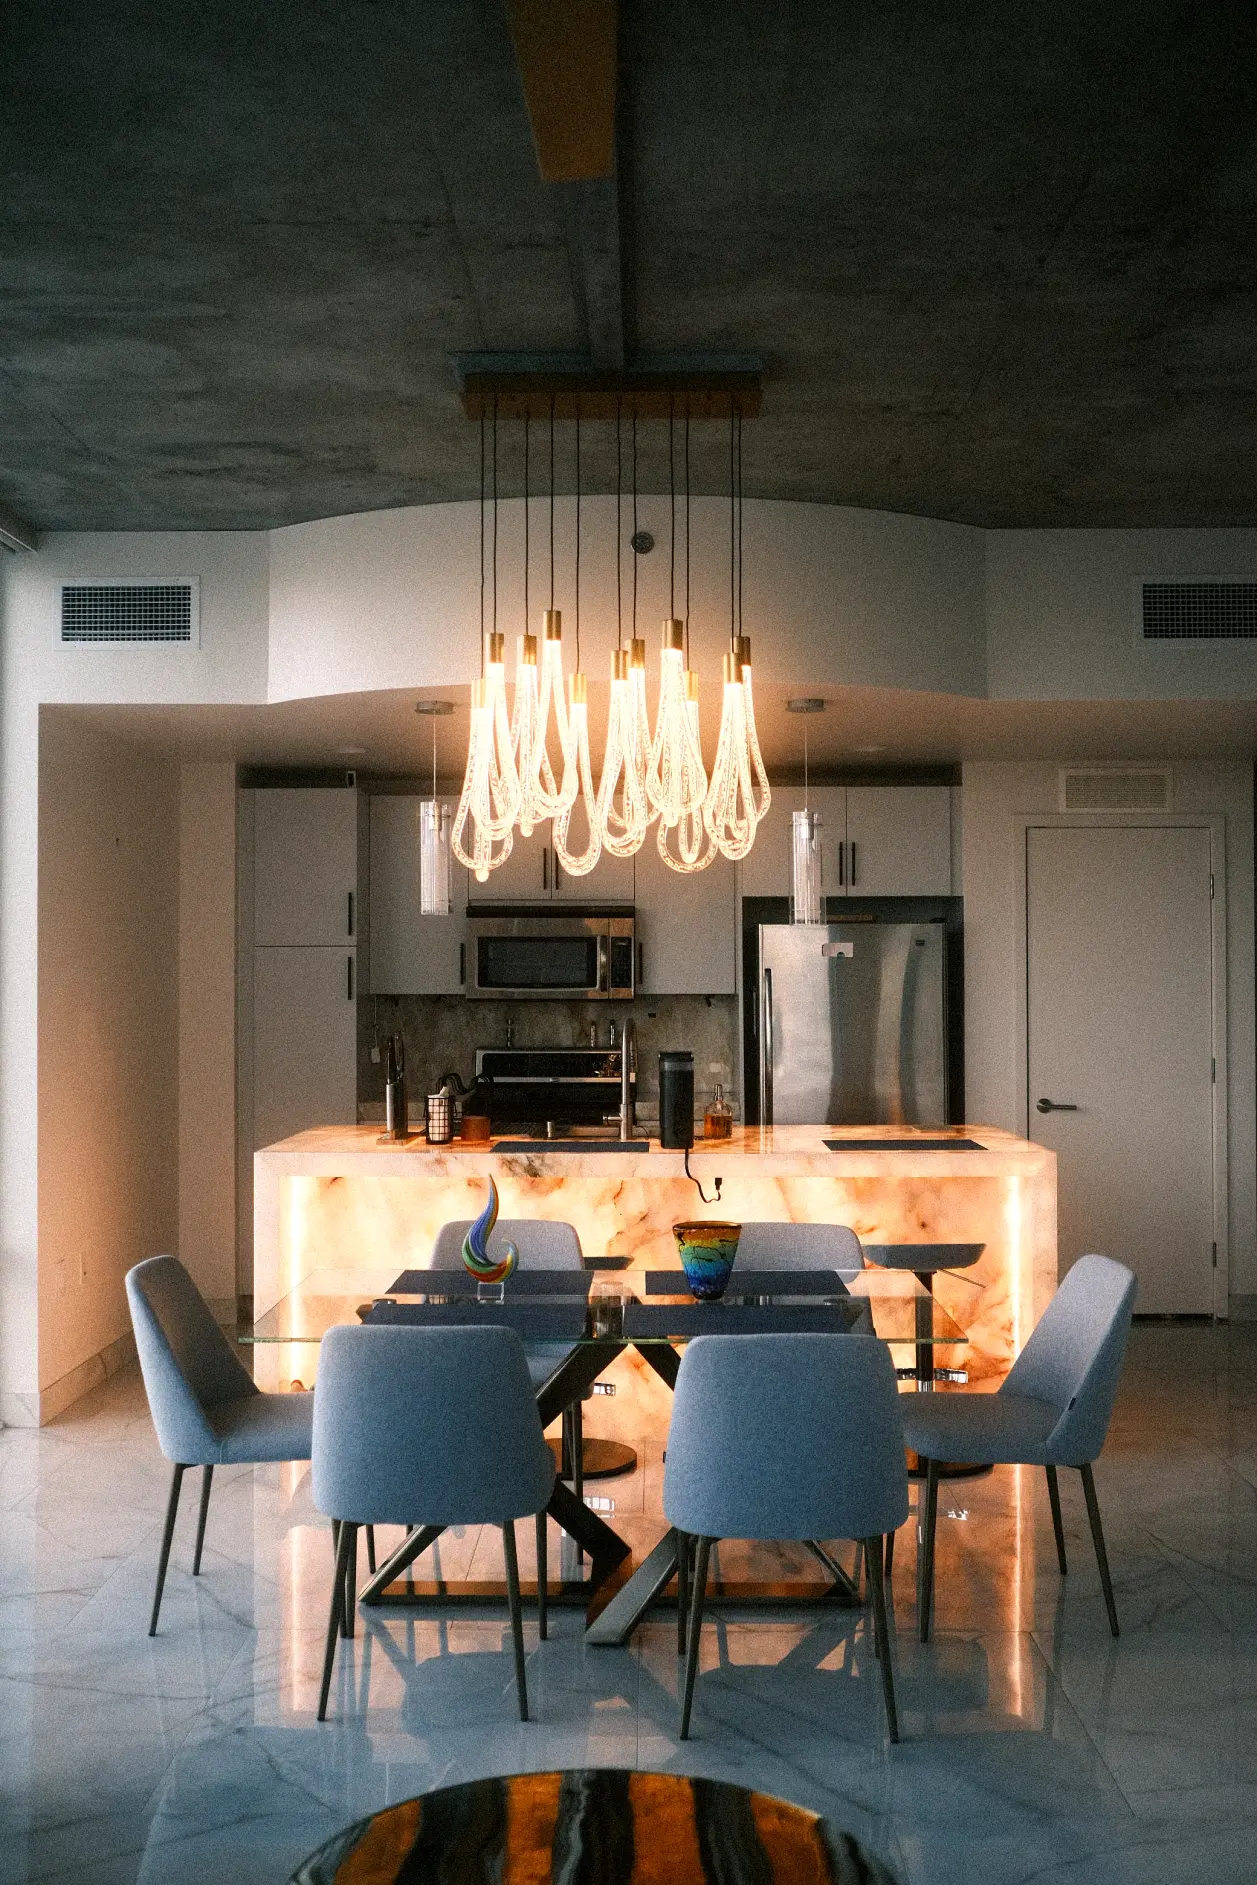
[359,991,740,1125]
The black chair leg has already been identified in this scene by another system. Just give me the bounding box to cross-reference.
[918,1458,940,1643]
[503,1521,529,1721]
[318,1521,353,1720]
[676,1531,689,1658]
[865,1535,899,1744]
[1046,1465,1068,1575]
[885,1526,895,1582]
[365,1526,377,1575]
[191,1465,213,1576]
[680,1535,712,1740]
[1080,1463,1119,1637]
[342,1522,358,1639]
[535,1509,548,1641]
[149,1463,186,1636]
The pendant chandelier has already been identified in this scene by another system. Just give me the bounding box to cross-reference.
[452,379,768,881]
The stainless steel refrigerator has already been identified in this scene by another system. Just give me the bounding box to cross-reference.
[758,922,948,1126]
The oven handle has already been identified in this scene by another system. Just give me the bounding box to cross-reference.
[597,933,610,994]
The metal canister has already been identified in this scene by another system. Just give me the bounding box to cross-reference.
[658,1050,695,1150]
[426,1093,453,1144]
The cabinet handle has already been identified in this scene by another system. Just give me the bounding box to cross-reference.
[459,942,466,986]
[637,940,644,988]
[347,955,354,1001]
[542,847,549,891]
[347,890,355,937]
[837,840,844,888]
[849,842,857,886]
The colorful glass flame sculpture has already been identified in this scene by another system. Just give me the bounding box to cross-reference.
[460,1175,519,1284]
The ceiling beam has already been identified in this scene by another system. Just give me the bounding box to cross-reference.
[0,504,37,552]
[504,0,617,182]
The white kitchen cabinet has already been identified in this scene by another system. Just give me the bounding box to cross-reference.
[635,836,737,994]
[369,796,467,995]
[253,945,358,1148]
[466,827,635,904]
[843,787,954,896]
[738,785,955,902]
[254,788,361,945]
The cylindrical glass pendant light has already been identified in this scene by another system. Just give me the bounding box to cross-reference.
[416,700,453,915]
[791,808,823,924]
[596,646,649,855]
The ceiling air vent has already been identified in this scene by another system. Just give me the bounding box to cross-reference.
[60,579,199,645]
[1059,767,1172,813]
[1140,579,1257,641]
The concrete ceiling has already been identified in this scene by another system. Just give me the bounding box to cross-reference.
[4,2,1257,534]
[53,688,1257,776]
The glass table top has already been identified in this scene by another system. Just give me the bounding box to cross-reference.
[242,1265,970,1350]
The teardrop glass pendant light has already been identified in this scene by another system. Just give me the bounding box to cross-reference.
[597,646,650,855]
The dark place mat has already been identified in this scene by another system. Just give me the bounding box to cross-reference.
[623,1300,860,1338]
[388,1268,593,1297]
[645,1269,849,1297]
[362,1299,589,1339]
[494,1139,648,1153]
[824,1137,987,1152]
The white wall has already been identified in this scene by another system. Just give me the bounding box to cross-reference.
[986,529,1257,700]
[34,715,180,1421]
[178,763,238,1313]
[962,760,1256,1296]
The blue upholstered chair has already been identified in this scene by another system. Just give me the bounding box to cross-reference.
[125,1255,314,1635]
[903,1252,1137,1642]
[734,1222,864,1272]
[311,1323,556,1723]
[432,1216,589,1500]
[663,1333,909,1743]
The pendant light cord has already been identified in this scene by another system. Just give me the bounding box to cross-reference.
[615,399,623,650]
[523,412,529,634]
[729,404,736,652]
[737,406,744,642]
[684,402,691,660]
[669,394,676,621]
[631,408,638,642]
[479,409,485,668]
[575,406,581,668]
[491,400,498,658]
[549,395,555,612]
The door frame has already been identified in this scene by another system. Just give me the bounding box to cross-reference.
[1013,813,1228,1317]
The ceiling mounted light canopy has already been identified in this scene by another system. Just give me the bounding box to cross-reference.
[450,365,767,882]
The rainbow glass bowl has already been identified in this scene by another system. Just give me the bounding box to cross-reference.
[673,1222,742,1300]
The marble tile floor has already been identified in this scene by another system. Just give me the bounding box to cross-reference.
[7,1326,1257,1881]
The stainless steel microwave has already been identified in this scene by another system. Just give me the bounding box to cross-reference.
[465,913,636,1000]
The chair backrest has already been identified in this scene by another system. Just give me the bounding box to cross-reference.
[430,1218,583,1271]
[311,1324,556,1526]
[734,1222,864,1272]
[663,1333,908,1543]
[1003,1253,1137,1463]
[125,1256,258,1465]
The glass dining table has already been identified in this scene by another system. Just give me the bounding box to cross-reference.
[242,1263,973,1644]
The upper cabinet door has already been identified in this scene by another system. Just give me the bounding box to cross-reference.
[254,789,359,945]
[369,796,467,995]
[554,842,635,904]
[843,787,954,896]
[467,828,553,902]
[636,836,737,994]
[738,787,802,899]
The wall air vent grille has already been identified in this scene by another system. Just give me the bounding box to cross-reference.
[1059,767,1172,813]
[60,580,199,645]
[1141,580,1257,641]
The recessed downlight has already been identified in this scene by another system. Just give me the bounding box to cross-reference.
[786,697,826,714]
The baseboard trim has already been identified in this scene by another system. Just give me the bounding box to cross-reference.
[1,1327,139,1428]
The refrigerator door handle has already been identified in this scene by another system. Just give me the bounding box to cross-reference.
[761,966,774,1126]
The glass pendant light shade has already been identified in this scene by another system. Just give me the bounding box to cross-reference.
[419,798,453,914]
[657,668,715,873]
[552,672,602,875]
[735,636,771,823]
[451,637,520,882]
[596,647,649,856]
[647,621,707,828]
[704,648,758,860]
[627,637,655,825]
[791,808,823,924]
[509,633,541,835]
[521,609,575,822]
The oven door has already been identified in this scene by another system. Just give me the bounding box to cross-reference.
[468,916,634,1000]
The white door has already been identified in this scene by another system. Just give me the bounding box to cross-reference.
[254,947,358,1148]
[1026,824,1216,1314]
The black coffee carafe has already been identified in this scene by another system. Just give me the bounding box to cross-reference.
[658,1050,695,1149]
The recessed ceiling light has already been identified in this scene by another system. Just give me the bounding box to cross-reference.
[415,701,455,716]
[852,744,885,754]
[336,746,367,757]
[786,697,826,714]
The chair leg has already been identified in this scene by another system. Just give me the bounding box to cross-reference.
[149,1463,187,1636]
[884,1526,895,1582]
[535,1509,548,1641]
[1046,1465,1068,1575]
[680,1535,712,1740]
[365,1526,377,1575]
[677,1530,689,1658]
[572,1399,584,1510]
[342,1522,358,1639]
[1080,1463,1119,1637]
[191,1465,213,1576]
[502,1521,529,1722]
[865,1536,899,1744]
[918,1458,940,1643]
[318,1521,353,1721]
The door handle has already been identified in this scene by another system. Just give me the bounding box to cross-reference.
[542,847,549,892]
[1036,1098,1079,1113]
[761,966,774,1126]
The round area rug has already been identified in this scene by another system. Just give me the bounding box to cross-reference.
[289,1768,896,1883]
